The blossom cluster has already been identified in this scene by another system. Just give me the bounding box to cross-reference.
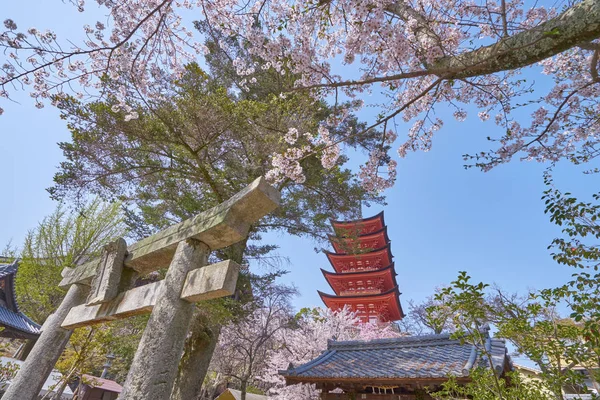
[2,0,599,190]
[258,307,402,399]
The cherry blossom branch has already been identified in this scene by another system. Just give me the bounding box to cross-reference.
[500,0,509,38]
[523,81,598,150]
[298,69,435,90]
[313,78,444,157]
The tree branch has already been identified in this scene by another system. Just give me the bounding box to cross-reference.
[435,0,600,78]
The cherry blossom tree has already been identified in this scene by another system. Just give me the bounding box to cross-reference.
[402,287,457,335]
[3,1,600,191]
[258,307,402,400]
[209,282,298,400]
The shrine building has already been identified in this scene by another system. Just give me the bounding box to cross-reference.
[0,261,41,340]
[319,212,404,323]
[280,332,512,399]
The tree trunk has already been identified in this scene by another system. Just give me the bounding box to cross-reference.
[169,310,221,400]
[240,380,247,400]
[170,239,248,400]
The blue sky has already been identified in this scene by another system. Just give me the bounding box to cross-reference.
[1,1,596,337]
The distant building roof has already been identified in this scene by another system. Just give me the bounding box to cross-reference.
[0,306,41,336]
[281,333,510,384]
[1,356,74,399]
[513,363,542,375]
[0,263,18,279]
[81,374,123,393]
[216,388,267,400]
[0,262,41,338]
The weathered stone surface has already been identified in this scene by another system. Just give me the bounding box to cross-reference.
[87,238,127,306]
[60,177,279,286]
[62,281,163,329]
[118,239,209,400]
[180,260,239,302]
[3,284,89,400]
[61,259,238,329]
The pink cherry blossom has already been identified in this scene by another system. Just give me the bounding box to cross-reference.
[2,0,600,191]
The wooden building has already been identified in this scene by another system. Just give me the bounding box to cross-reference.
[280,333,512,399]
[216,388,267,400]
[72,374,123,400]
[320,212,404,323]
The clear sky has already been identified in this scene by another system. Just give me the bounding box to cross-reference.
[1,1,596,336]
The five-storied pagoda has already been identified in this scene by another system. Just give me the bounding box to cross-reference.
[319,211,404,323]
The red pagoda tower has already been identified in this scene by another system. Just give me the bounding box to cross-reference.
[318,212,404,323]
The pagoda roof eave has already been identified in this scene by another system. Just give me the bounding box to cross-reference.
[318,286,405,320]
[318,286,399,301]
[328,226,389,241]
[323,243,393,258]
[321,264,398,295]
[320,263,397,279]
[329,211,385,227]
[324,244,394,272]
[327,226,390,253]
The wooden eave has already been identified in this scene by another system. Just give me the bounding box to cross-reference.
[321,263,398,295]
[324,244,394,273]
[318,286,404,321]
[284,375,470,386]
[330,212,385,237]
[2,275,18,312]
[328,227,390,254]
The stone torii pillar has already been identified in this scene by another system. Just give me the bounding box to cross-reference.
[3,177,279,400]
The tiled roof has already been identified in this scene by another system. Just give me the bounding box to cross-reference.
[0,262,42,337]
[0,307,41,336]
[281,333,509,382]
[81,374,123,393]
[0,262,18,279]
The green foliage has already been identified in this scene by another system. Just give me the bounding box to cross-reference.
[48,315,146,391]
[15,199,126,323]
[0,359,19,389]
[429,169,600,400]
[432,369,551,400]
[49,60,382,248]
[437,272,491,342]
[104,316,148,383]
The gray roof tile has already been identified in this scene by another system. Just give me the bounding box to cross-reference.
[0,307,41,335]
[0,263,18,279]
[0,262,41,337]
[282,333,509,381]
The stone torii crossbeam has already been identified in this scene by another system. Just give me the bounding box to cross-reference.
[4,177,280,400]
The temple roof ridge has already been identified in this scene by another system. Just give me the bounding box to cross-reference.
[327,332,460,349]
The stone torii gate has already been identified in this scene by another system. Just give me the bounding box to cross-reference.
[4,177,279,400]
